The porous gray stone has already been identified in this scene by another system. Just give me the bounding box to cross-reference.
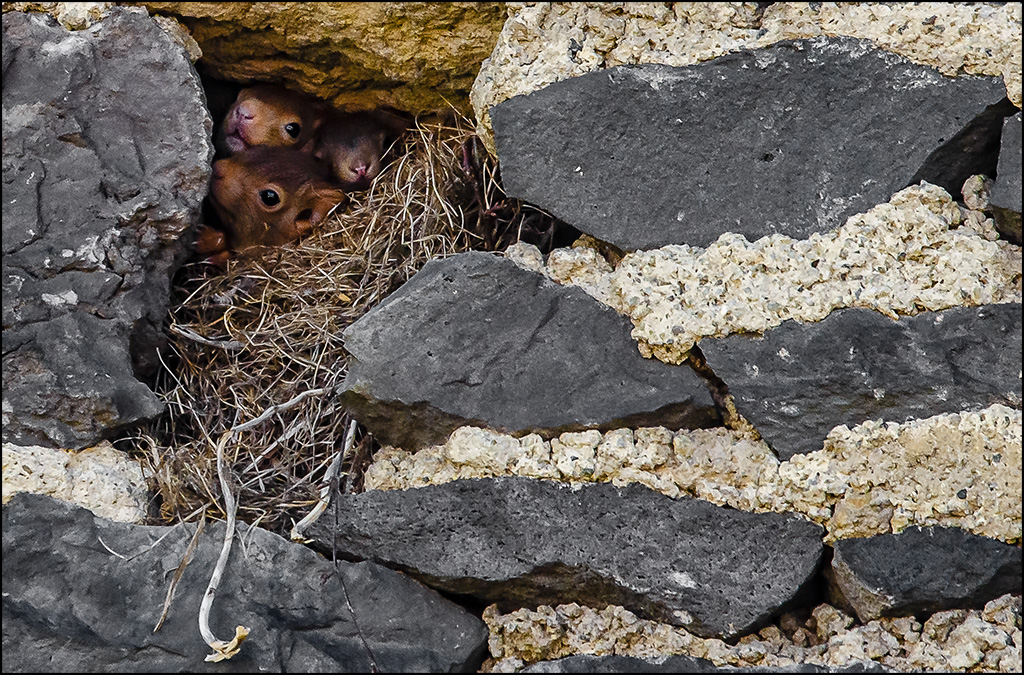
[991,111,1023,214]
[339,251,719,450]
[1,492,488,673]
[2,7,212,449]
[828,526,1023,623]
[908,98,1018,200]
[989,111,1022,245]
[307,477,825,640]
[698,304,1023,460]
[491,36,1006,250]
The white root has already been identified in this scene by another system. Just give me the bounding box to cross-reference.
[199,432,250,663]
[290,419,358,542]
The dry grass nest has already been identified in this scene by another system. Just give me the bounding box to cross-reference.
[125,111,566,534]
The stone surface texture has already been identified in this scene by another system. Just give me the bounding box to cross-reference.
[2,492,489,672]
[698,303,1022,460]
[308,476,824,640]
[991,112,1022,213]
[340,251,718,450]
[1,441,150,522]
[491,37,1006,250]
[2,1,113,29]
[2,7,212,450]
[482,596,1023,673]
[364,404,1023,545]
[520,653,892,673]
[529,184,1020,366]
[136,1,506,113]
[829,526,1022,623]
[472,2,1023,154]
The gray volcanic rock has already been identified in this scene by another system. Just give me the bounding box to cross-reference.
[828,526,1023,623]
[307,477,825,640]
[1,492,488,673]
[2,7,212,449]
[491,37,1006,250]
[908,98,1018,201]
[339,251,719,450]
[698,304,1023,460]
[990,111,1022,245]
[991,111,1023,213]
[522,654,893,673]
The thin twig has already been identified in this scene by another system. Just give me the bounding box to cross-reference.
[230,388,329,433]
[154,514,206,633]
[170,323,244,350]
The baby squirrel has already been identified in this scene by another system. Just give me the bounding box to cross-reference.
[201,85,409,262]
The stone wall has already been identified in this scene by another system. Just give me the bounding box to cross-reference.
[2,3,1021,673]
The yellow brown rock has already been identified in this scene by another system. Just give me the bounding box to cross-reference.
[137,1,507,114]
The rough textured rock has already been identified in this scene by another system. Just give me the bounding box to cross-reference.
[992,111,1023,213]
[339,251,719,450]
[472,3,1023,154]
[521,654,892,673]
[907,97,1019,201]
[491,37,1006,251]
[2,1,114,29]
[990,111,1023,245]
[595,184,1021,366]
[1,441,150,522]
[2,492,488,672]
[364,404,1022,546]
[308,476,824,640]
[828,526,1023,623]
[698,304,1022,460]
[137,1,506,113]
[2,7,212,449]
[484,596,1022,673]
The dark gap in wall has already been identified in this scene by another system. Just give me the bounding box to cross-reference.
[907,96,1018,200]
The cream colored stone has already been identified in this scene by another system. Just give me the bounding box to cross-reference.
[593,428,635,479]
[3,2,113,29]
[138,1,506,114]
[982,595,1022,632]
[550,429,601,479]
[362,403,1021,544]
[472,2,1022,153]
[444,426,521,471]
[512,434,560,480]
[630,427,673,471]
[482,595,1024,671]
[826,487,893,539]
[603,184,1021,365]
[545,245,616,306]
[504,242,547,274]
[2,441,150,523]
[813,604,855,642]
[945,616,1012,670]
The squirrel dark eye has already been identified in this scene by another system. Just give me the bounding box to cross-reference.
[259,189,280,206]
[284,122,301,138]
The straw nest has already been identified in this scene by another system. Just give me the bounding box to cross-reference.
[126,112,560,534]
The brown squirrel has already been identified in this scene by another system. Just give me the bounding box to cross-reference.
[312,107,411,191]
[198,146,347,264]
[215,84,328,156]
